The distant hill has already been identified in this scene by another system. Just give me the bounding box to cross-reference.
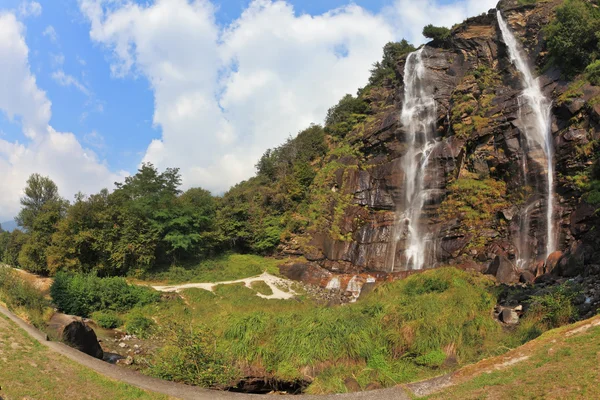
[0,220,18,232]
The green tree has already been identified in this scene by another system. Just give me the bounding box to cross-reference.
[422,24,451,41]
[3,229,28,267]
[368,40,415,86]
[324,94,369,138]
[545,0,600,77]
[16,174,62,231]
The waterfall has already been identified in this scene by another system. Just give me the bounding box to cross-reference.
[497,11,556,262]
[388,48,437,272]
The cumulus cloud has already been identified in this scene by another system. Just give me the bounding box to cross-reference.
[385,0,498,44]
[18,1,41,18]
[77,0,498,195]
[0,12,123,221]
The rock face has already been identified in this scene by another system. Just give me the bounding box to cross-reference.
[289,0,600,285]
[48,313,104,359]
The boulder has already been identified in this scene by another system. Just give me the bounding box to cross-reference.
[499,308,519,325]
[48,313,103,359]
[486,256,519,284]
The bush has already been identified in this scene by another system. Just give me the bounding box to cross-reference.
[125,310,155,338]
[92,311,123,329]
[324,94,369,137]
[586,60,600,86]
[414,349,447,367]
[150,322,235,387]
[526,283,580,329]
[50,272,160,317]
[423,24,451,41]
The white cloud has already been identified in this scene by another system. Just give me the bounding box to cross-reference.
[0,12,123,221]
[52,70,91,96]
[43,25,58,43]
[78,0,498,195]
[51,52,65,66]
[18,1,41,18]
[384,0,497,44]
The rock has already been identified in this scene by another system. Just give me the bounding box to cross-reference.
[500,308,519,325]
[486,256,519,284]
[344,377,361,392]
[519,271,535,284]
[117,356,134,366]
[48,313,103,359]
[545,251,563,275]
[119,342,128,348]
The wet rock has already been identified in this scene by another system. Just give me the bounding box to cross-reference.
[486,256,519,284]
[519,271,535,284]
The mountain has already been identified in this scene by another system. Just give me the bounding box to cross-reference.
[0,219,18,232]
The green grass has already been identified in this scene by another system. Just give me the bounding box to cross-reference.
[0,266,51,328]
[130,268,549,394]
[250,280,273,296]
[427,324,600,399]
[0,314,169,400]
[139,253,284,284]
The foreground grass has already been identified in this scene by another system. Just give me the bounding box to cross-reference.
[0,314,169,400]
[130,268,544,393]
[428,321,600,399]
[138,253,286,284]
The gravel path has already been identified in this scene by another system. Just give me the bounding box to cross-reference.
[151,272,297,300]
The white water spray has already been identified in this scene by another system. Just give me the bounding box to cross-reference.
[389,48,437,271]
[497,11,556,261]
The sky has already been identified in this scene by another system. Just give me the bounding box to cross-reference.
[0,0,498,222]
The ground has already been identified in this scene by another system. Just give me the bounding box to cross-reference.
[0,313,169,400]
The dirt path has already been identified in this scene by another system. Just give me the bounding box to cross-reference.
[151,272,297,300]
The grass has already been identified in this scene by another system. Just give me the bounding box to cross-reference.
[0,313,169,400]
[0,266,51,329]
[426,322,600,399]
[128,268,550,394]
[138,253,284,284]
[250,280,273,296]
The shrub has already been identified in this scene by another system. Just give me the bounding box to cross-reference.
[414,349,447,367]
[586,60,600,86]
[526,283,580,329]
[92,311,123,329]
[150,322,235,387]
[50,272,160,317]
[423,24,451,41]
[125,310,155,338]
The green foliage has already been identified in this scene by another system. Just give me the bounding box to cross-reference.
[545,0,600,77]
[526,283,580,329]
[440,177,508,224]
[125,310,155,338]
[422,24,451,41]
[0,267,48,328]
[368,40,415,87]
[414,349,447,367]
[0,230,9,262]
[250,280,273,296]
[50,272,159,317]
[150,322,235,387]
[2,229,28,267]
[92,311,123,329]
[586,60,600,86]
[325,94,369,138]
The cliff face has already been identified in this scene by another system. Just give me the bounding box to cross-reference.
[291,0,600,286]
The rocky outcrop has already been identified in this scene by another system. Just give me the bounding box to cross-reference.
[291,0,600,285]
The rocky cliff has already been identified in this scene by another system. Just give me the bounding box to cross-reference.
[286,0,600,289]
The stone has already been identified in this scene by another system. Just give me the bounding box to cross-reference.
[117,356,134,366]
[48,313,103,359]
[119,342,127,348]
[519,271,535,284]
[344,377,361,392]
[500,308,519,325]
[486,256,519,284]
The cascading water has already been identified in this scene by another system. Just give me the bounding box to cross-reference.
[497,11,556,263]
[388,48,437,272]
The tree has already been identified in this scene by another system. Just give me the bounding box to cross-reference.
[422,24,451,41]
[16,173,62,231]
[368,40,416,86]
[3,229,28,267]
[545,0,600,77]
[325,95,369,137]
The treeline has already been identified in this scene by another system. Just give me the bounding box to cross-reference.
[0,40,418,278]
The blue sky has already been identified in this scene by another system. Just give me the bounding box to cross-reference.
[0,0,497,220]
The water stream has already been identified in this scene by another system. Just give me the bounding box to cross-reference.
[388,48,437,272]
[497,11,556,264]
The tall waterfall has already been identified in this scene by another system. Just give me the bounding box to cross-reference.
[497,11,556,262]
[388,48,437,272]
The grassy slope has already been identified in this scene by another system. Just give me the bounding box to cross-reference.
[0,314,169,400]
[427,317,600,399]
[136,268,544,394]
[138,253,287,284]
